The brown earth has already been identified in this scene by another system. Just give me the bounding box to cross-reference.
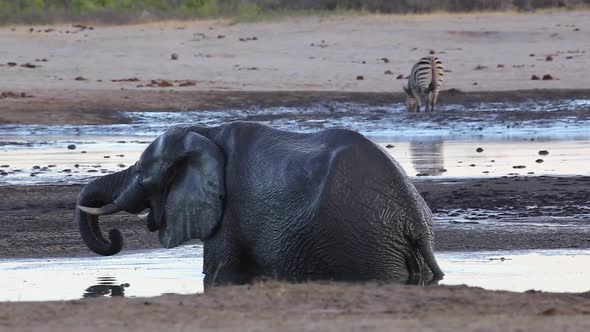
[2,176,589,258]
[1,88,589,125]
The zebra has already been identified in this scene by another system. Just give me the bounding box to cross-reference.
[403,56,444,112]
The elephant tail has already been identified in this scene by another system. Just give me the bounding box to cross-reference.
[417,238,444,278]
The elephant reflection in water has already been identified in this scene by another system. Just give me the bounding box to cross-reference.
[410,140,445,176]
[83,277,130,298]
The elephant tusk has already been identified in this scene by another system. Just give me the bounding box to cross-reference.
[137,211,150,222]
[78,204,121,216]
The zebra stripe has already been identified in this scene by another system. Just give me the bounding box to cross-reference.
[403,56,444,112]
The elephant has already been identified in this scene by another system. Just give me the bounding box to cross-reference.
[77,121,444,285]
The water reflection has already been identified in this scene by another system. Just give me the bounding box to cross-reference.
[410,140,445,176]
[82,277,130,298]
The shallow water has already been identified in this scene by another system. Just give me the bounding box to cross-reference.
[1,247,589,302]
[1,99,589,186]
[1,137,588,185]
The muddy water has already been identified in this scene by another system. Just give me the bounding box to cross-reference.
[1,247,588,302]
[1,99,590,185]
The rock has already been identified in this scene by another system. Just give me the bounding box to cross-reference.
[396,74,404,79]
[529,53,535,57]
[474,65,487,70]
[574,28,580,31]
[356,75,364,80]
[67,144,76,150]
[536,159,544,163]
[32,165,41,169]
[384,70,393,75]
[20,63,38,68]
[497,64,504,68]
[531,75,540,80]
[158,80,174,87]
[7,62,17,67]
[539,150,549,155]
[429,50,436,54]
[386,144,394,149]
[217,35,225,39]
[171,53,179,60]
[542,74,554,80]
[74,76,87,81]
[476,147,484,153]
[473,82,478,85]
[513,165,526,169]
[545,55,553,61]
[179,81,196,87]
[380,57,390,63]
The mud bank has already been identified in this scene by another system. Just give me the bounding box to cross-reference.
[1,88,590,125]
[1,176,589,259]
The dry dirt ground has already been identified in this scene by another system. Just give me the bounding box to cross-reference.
[1,11,590,331]
[0,11,589,124]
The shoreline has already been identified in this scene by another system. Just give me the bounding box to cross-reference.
[1,88,590,125]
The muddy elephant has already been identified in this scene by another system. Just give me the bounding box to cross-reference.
[77,122,443,285]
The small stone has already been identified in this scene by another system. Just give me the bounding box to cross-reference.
[531,75,540,80]
[476,147,484,153]
[67,144,76,150]
[429,50,436,54]
[545,55,553,61]
[158,80,174,87]
[380,57,390,63]
[513,165,526,169]
[497,64,504,68]
[217,35,225,39]
[536,159,544,163]
[74,76,87,81]
[384,70,394,75]
[529,53,535,57]
[32,165,40,169]
[171,53,179,60]
[386,144,394,149]
[542,74,554,80]
[538,150,549,155]
[396,74,404,80]
[356,75,364,80]
[81,151,87,154]
[473,82,478,85]
[474,65,487,70]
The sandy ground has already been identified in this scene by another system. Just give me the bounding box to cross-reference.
[1,11,590,124]
[2,11,590,331]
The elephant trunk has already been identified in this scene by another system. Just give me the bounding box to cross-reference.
[77,165,145,256]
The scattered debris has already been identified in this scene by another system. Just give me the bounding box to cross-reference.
[178,81,196,87]
[112,78,140,82]
[20,63,38,68]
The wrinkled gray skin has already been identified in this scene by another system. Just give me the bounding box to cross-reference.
[77,122,444,285]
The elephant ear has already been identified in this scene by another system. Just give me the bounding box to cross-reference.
[158,131,225,249]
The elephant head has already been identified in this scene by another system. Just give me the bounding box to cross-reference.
[77,128,225,255]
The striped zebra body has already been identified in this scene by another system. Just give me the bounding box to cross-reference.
[403,56,444,112]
